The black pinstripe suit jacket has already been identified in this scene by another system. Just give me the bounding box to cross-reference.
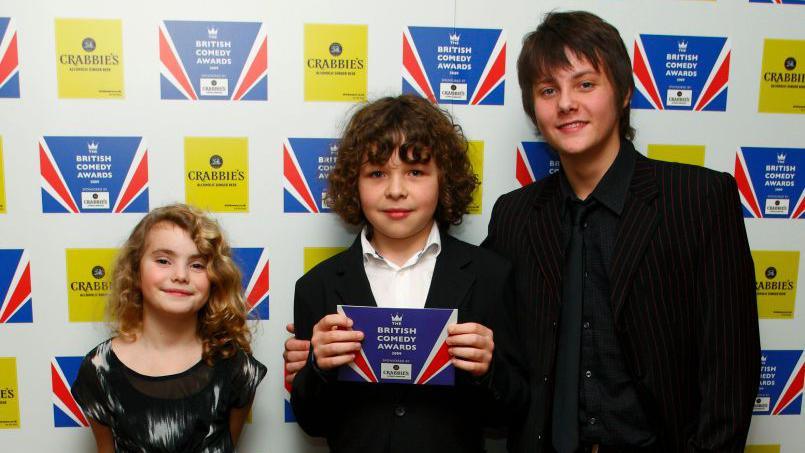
[483,144,760,453]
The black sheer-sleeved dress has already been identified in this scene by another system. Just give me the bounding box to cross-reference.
[71,339,266,453]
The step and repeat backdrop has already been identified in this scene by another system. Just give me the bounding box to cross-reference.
[0,0,803,452]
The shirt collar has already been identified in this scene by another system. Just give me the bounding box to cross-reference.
[361,222,442,269]
[558,140,635,216]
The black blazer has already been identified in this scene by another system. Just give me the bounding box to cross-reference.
[291,233,529,453]
[483,145,760,453]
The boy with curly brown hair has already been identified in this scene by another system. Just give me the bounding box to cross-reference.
[286,94,528,453]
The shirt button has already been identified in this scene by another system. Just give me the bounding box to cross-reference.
[394,406,406,417]
[537,433,543,441]
[582,222,589,229]
[543,374,549,383]
[585,370,592,378]
[589,417,597,425]
[583,321,591,329]
[552,320,558,328]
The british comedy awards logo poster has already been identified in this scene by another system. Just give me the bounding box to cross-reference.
[283,138,338,213]
[632,34,730,111]
[402,26,505,105]
[160,20,267,101]
[735,147,804,219]
[39,137,149,214]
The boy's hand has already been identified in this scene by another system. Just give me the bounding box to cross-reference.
[446,322,495,377]
[283,323,310,385]
[311,314,364,370]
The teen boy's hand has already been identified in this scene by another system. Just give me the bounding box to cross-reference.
[283,323,310,385]
[446,323,495,377]
[311,314,364,370]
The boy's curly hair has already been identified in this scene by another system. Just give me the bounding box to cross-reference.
[108,203,252,365]
[326,94,478,229]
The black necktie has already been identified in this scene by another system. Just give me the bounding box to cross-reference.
[552,201,588,453]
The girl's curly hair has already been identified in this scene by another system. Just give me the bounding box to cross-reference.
[326,94,479,229]
[108,203,251,365]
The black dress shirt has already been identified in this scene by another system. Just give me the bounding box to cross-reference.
[557,144,656,448]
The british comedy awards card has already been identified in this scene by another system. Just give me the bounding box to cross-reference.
[336,305,458,385]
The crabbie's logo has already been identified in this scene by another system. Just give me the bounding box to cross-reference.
[66,248,117,322]
[754,350,804,415]
[283,138,339,213]
[304,24,367,102]
[516,141,559,187]
[0,249,32,324]
[0,18,20,98]
[39,137,149,214]
[184,137,248,213]
[54,18,124,99]
[734,147,804,219]
[231,248,269,320]
[752,251,799,319]
[402,26,505,105]
[51,356,89,428]
[632,34,730,111]
[0,357,20,429]
[160,20,267,101]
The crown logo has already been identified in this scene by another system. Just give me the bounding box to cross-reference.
[777,153,786,164]
[677,40,688,53]
[449,32,460,45]
[207,27,218,39]
[329,143,339,153]
[87,141,99,152]
[391,313,403,324]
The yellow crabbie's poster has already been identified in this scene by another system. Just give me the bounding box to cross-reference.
[185,137,249,212]
[304,24,367,102]
[66,248,117,322]
[304,247,345,273]
[0,358,20,429]
[55,18,124,99]
[467,140,484,215]
[752,251,799,319]
[758,39,805,114]
[647,144,705,167]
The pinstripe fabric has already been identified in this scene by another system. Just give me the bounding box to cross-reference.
[483,146,760,453]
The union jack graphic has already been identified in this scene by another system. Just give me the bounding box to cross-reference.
[0,249,32,323]
[159,21,267,101]
[283,365,295,422]
[414,319,452,385]
[39,137,149,214]
[772,355,804,415]
[515,141,559,187]
[51,356,89,427]
[0,17,19,98]
[632,35,731,111]
[750,0,805,4]
[402,27,505,105]
[232,247,269,320]
[336,306,378,383]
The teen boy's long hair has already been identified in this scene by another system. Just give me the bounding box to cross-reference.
[327,94,478,229]
[108,203,252,365]
[517,10,635,140]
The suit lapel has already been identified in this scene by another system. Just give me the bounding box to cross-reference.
[527,176,564,305]
[609,154,660,320]
[333,237,377,310]
[424,235,474,311]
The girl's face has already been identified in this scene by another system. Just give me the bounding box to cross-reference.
[139,222,211,319]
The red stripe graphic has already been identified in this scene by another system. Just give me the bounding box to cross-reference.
[159,28,197,100]
[246,262,269,309]
[0,262,29,323]
[791,197,805,219]
[471,43,506,105]
[283,145,319,213]
[352,350,377,383]
[402,35,436,102]
[0,32,18,86]
[39,144,79,213]
[416,341,451,384]
[733,153,762,218]
[115,153,148,213]
[516,148,534,187]
[695,52,730,111]
[233,38,267,100]
[632,41,663,110]
[772,363,804,415]
[51,363,88,426]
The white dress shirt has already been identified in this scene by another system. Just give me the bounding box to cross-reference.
[360,223,441,309]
